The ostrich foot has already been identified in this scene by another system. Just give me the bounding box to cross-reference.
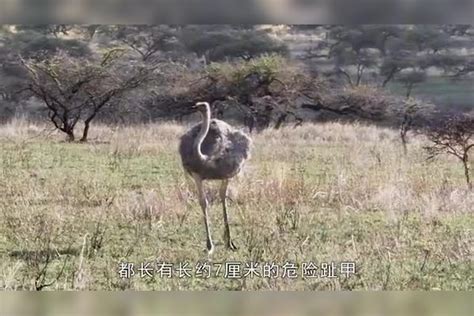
[206,240,215,255]
[226,239,238,251]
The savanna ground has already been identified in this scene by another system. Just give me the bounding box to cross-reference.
[0,119,472,290]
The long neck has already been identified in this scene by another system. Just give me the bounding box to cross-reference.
[194,105,211,162]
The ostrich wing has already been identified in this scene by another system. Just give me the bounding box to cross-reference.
[210,123,251,177]
[206,119,251,161]
[226,129,252,160]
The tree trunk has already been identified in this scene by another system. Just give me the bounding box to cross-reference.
[462,158,472,190]
[356,65,364,86]
[65,130,75,142]
[400,130,408,155]
[400,114,411,155]
[294,117,303,128]
[80,121,91,142]
[382,67,397,87]
[81,112,99,142]
[406,84,413,99]
[244,115,256,134]
[274,113,288,130]
[338,69,353,88]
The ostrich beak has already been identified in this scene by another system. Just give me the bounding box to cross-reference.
[193,102,209,110]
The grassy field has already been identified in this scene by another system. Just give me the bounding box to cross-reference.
[0,120,472,290]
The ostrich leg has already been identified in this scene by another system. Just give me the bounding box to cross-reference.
[193,174,214,254]
[220,179,237,251]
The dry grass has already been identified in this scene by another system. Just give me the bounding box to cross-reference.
[0,119,472,290]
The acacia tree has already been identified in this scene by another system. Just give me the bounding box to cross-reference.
[112,25,178,62]
[180,26,288,64]
[333,47,378,87]
[15,25,73,38]
[148,54,323,132]
[195,55,323,131]
[22,49,156,142]
[424,115,474,190]
[302,25,470,89]
[420,53,474,78]
[324,26,394,87]
[397,70,427,99]
[398,99,429,155]
[379,37,418,87]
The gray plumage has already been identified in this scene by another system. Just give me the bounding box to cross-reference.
[178,102,251,254]
[179,119,251,180]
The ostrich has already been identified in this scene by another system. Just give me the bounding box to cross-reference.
[179,101,252,254]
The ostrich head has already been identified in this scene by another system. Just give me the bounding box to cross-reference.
[193,102,210,115]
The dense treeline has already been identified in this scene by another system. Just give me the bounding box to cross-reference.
[0,25,473,140]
